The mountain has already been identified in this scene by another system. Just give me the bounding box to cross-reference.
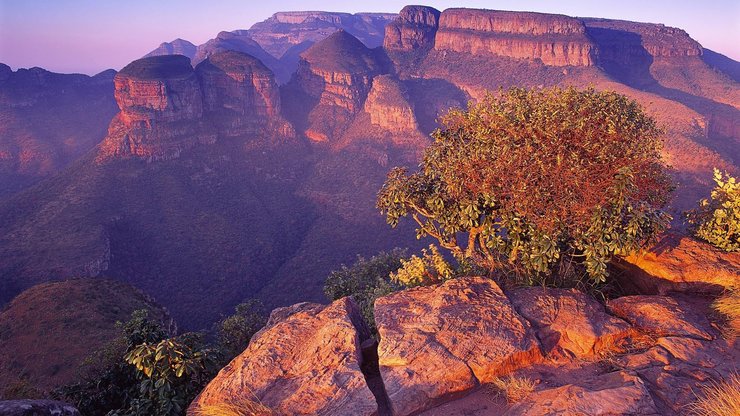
[144,38,197,60]
[0,5,737,333]
[0,65,118,197]
[0,278,168,398]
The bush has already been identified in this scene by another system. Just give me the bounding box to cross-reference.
[324,250,406,334]
[487,375,536,403]
[391,244,454,287]
[687,169,739,251]
[378,87,672,286]
[217,300,267,362]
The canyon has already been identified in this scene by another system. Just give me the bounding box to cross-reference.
[0,3,737,386]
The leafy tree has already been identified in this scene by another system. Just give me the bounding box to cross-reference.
[378,87,672,285]
[324,249,406,334]
[687,168,739,251]
[217,299,267,362]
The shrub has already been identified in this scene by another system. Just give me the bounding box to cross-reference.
[378,86,672,286]
[488,375,537,403]
[217,300,267,362]
[687,372,739,416]
[687,169,740,251]
[324,250,406,334]
[391,244,454,287]
[712,289,740,339]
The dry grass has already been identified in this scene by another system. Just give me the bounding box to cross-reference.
[712,289,740,339]
[193,400,274,416]
[487,375,537,403]
[687,373,740,416]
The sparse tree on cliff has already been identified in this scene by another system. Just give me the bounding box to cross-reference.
[378,87,672,285]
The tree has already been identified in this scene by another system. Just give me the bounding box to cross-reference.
[686,168,739,251]
[378,87,672,285]
[217,300,267,362]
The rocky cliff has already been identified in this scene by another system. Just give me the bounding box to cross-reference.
[98,52,294,160]
[384,6,441,52]
[293,30,383,142]
[144,38,197,60]
[189,275,737,415]
[191,31,287,82]
[195,51,294,138]
[363,75,419,134]
[433,9,597,66]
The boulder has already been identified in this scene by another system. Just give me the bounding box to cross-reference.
[504,371,659,415]
[0,400,81,416]
[615,232,740,295]
[375,277,542,415]
[188,298,377,416]
[509,287,632,357]
[607,295,717,340]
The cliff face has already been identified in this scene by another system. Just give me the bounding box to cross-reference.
[195,51,294,138]
[191,31,288,83]
[294,30,383,142]
[100,52,293,160]
[144,38,197,60]
[433,9,597,66]
[384,6,441,52]
[364,75,418,133]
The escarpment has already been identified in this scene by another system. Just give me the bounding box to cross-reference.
[433,9,597,66]
[98,53,293,161]
[384,5,441,52]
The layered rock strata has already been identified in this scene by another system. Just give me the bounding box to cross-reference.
[363,75,419,133]
[384,6,441,52]
[433,9,597,66]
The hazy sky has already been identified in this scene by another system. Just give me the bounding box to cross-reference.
[1,0,738,74]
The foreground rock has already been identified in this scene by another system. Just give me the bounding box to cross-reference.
[188,298,377,416]
[375,277,542,415]
[617,232,740,295]
[504,371,659,415]
[509,288,632,358]
[608,295,717,340]
[0,400,81,416]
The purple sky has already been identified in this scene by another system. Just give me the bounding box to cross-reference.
[1,0,738,75]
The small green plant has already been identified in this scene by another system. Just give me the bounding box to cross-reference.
[391,244,454,287]
[487,375,537,403]
[687,169,740,251]
[686,372,739,416]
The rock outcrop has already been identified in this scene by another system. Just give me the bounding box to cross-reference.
[195,51,294,138]
[504,371,659,415]
[616,232,740,295]
[509,288,632,358]
[188,298,378,416]
[375,277,542,415]
[0,400,81,416]
[384,6,441,52]
[294,30,383,142]
[99,52,294,160]
[363,75,419,134]
[433,9,597,66]
[144,38,197,60]
[98,55,214,160]
[191,31,287,82]
[608,295,717,340]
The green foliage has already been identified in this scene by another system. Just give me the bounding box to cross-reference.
[378,87,672,286]
[116,335,218,416]
[391,244,454,287]
[217,300,267,362]
[324,249,406,334]
[687,169,740,251]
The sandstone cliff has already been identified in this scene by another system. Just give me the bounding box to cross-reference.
[384,6,441,52]
[99,52,293,161]
[144,38,197,60]
[191,31,288,83]
[434,9,597,66]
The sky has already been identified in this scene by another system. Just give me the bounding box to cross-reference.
[0,0,738,75]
